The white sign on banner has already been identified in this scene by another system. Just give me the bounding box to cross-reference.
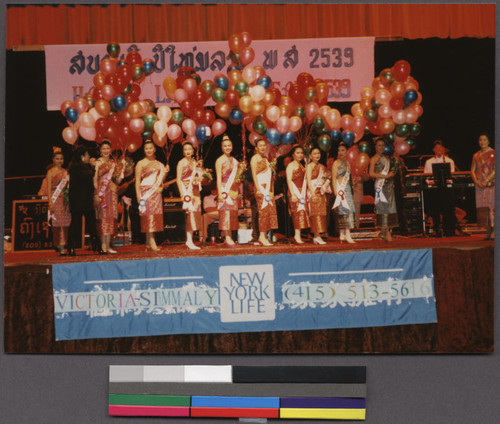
[44,37,374,111]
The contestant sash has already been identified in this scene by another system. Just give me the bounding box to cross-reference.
[257,164,273,210]
[48,173,69,224]
[374,159,390,205]
[218,158,239,208]
[291,169,307,212]
[182,164,200,212]
[311,167,325,195]
[333,165,350,210]
[139,164,166,214]
[97,162,116,208]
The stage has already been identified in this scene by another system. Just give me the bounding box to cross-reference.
[4,233,494,355]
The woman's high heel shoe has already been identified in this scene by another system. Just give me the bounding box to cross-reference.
[313,237,326,245]
[186,241,201,250]
[145,244,160,252]
[293,236,304,244]
[345,234,356,244]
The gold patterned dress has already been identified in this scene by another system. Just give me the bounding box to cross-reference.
[309,163,327,234]
[288,165,310,230]
[218,156,240,231]
[95,160,118,236]
[334,161,356,229]
[472,148,495,228]
[180,161,202,232]
[254,157,278,233]
[139,160,164,233]
[48,168,71,246]
[374,156,398,230]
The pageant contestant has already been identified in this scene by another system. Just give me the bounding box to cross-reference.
[306,145,328,245]
[177,141,203,250]
[93,140,123,253]
[215,135,245,247]
[250,139,278,246]
[46,147,71,255]
[331,142,356,244]
[369,138,397,242]
[471,133,495,240]
[286,145,310,244]
[67,146,102,255]
[135,140,168,252]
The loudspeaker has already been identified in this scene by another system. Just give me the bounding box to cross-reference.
[158,209,186,244]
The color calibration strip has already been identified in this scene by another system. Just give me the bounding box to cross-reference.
[109,366,366,420]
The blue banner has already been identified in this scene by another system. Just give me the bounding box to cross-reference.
[52,249,436,341]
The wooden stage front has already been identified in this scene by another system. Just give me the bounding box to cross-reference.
[4,234,494,354]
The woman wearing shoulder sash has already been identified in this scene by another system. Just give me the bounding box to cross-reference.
[215,135,244,247]
[369,138,397,242]
[306,145,328,245]
[46,146,71,255]
[177,141,203,250]
[135,140,168,252]
[332,142,356,244]
[250,139,278,246]
[471,133,495,240]
[286,145,310,244]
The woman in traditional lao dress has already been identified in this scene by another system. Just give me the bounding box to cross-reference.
[135,140,168,251]
[215,135,244,247]
[286,145,310,244]
[332,142,356,244]
[369,138,397,242]
[471,133,495,240]
[250,139,278,246]
[306,146,328,245]
[46,147,71,255]
[177,141,203,250]
[94,140,123,253]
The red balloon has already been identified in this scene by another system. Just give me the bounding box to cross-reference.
[297,72,314,90]
[288,83,304,103]
[180,99,195,116]
[95,118,109,137]
[126,51,142,65]
[204,110,216,126]
[240,47,255,66]
[241,31,252,47]
[192,88,209,106]
[389,97,404,111]
[225,89,239,107]
[228,34,244,53]
[192,108,204,125]
[368,121,383,135]
[392,60,412,82]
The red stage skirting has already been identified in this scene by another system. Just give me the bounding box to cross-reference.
[4,237,494,354]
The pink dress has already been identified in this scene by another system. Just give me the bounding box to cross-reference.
[95,160,118,236]
[218,156,240,231]
[139,160,164,233]
[48,168,71,245]
[180,161,202,232]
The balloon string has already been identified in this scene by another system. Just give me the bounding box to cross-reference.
[202,136,216,162]
[241,123,247,162]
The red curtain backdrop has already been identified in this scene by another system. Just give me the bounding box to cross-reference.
[6,3,495,49]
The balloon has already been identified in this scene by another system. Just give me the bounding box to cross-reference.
[257,76,271,90]
[126,138,143,153]
[253,118,267,135]
[203,110,215,127]
[60,100,74,116]
[225,89,239,106]
[78,126,96,141]
[229,108,244,124]
[342,131,355,146]
[392,60,411,82]
[354,153,370,170]
[192,88,209,107]
[318,134,332,152]
[340,114,354,131]
[375,88,391,105]
[326,109,341,129]
[392,110,406,125]
[304,87,316,103]
[378,104,393,119]
[228,33,244,53]
[126,51,142,65]
[167,123,182,140]
[234,81,249,96]
[403,90,418,107]
[240,47,255,66]
[266,128,280,146]
[239,95,253,113]
[211,119,227,137]
[368,121,382,135]
[100,58,117,76]
[111,95,127,111]
[276,116,291,134]
[330,130,342,141]
[79,112,95,128]
[143,59,155,76]
[297,72,314,89]
[251,102,265,117]
[200,80,214,97]
[360,87,374,99]
[107,43,120,58]
[405,107,419,123]
[154,119,168,138]
[280,132,295,145]
[153,133,167,147]
[313,116,325,131]
[390,81,405,98]
[195,124,211,144]
[315,82,329,101]
[157,105,172,122]
[351,103,362,117]
[163,77,177,95]
[171,109,184,124]
[289,116,302,133]
[74,97,89,114]
[364,108,378,122]
[65,108,79,124]
[228,69,243,85]
[265,105,280,123]
[142,112,157,131]
[212,87,226,103]
[183,78,198,95]
[101,84,116,101]
[62,127,78,145]
[379,118,396,134]
[384,144,393,155]
[215,75,229,90]
[394,140,410,156]
[413,104,424,117]
[347,146,359,164]
[379,68,394,86]
[358,141,372,154]
[241,31,252,47]
[174,88,188,104]
[305,102,319,122]
[129,118,145,134]
[180,99,195,117]
[214,102,229,119]
[395,123,411,138]
[250,85,265,102]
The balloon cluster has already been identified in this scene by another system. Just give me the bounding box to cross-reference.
[60,43,157,153]
[357,60,423,156]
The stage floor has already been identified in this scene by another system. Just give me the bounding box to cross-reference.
[4,231,493,266]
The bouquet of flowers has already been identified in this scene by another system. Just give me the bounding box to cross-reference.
[321,169,333,195]
[201,168,214,186]
[269,158,278,178]
[235,161,248,183]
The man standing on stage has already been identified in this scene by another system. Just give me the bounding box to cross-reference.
[424,140,456,237]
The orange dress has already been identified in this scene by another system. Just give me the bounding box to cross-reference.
[309,163,327,234]
[180,161,202,232]
[48,168,71,245]
[254,157,278,233]
[139,160,164,233]
[95,160,118,236]
[288,165,310,230]
[218,156,240,231]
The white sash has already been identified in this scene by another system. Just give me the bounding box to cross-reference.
[374,158,390,205]
[97,163,116,208]
[291,169,307,212]
[333,164,351,210]
[218,157,239,209]
[48,172,69,224]
[311,166,324,194]
[138,163,166,214]
[182,163,201,212]
[257,164,272,210]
